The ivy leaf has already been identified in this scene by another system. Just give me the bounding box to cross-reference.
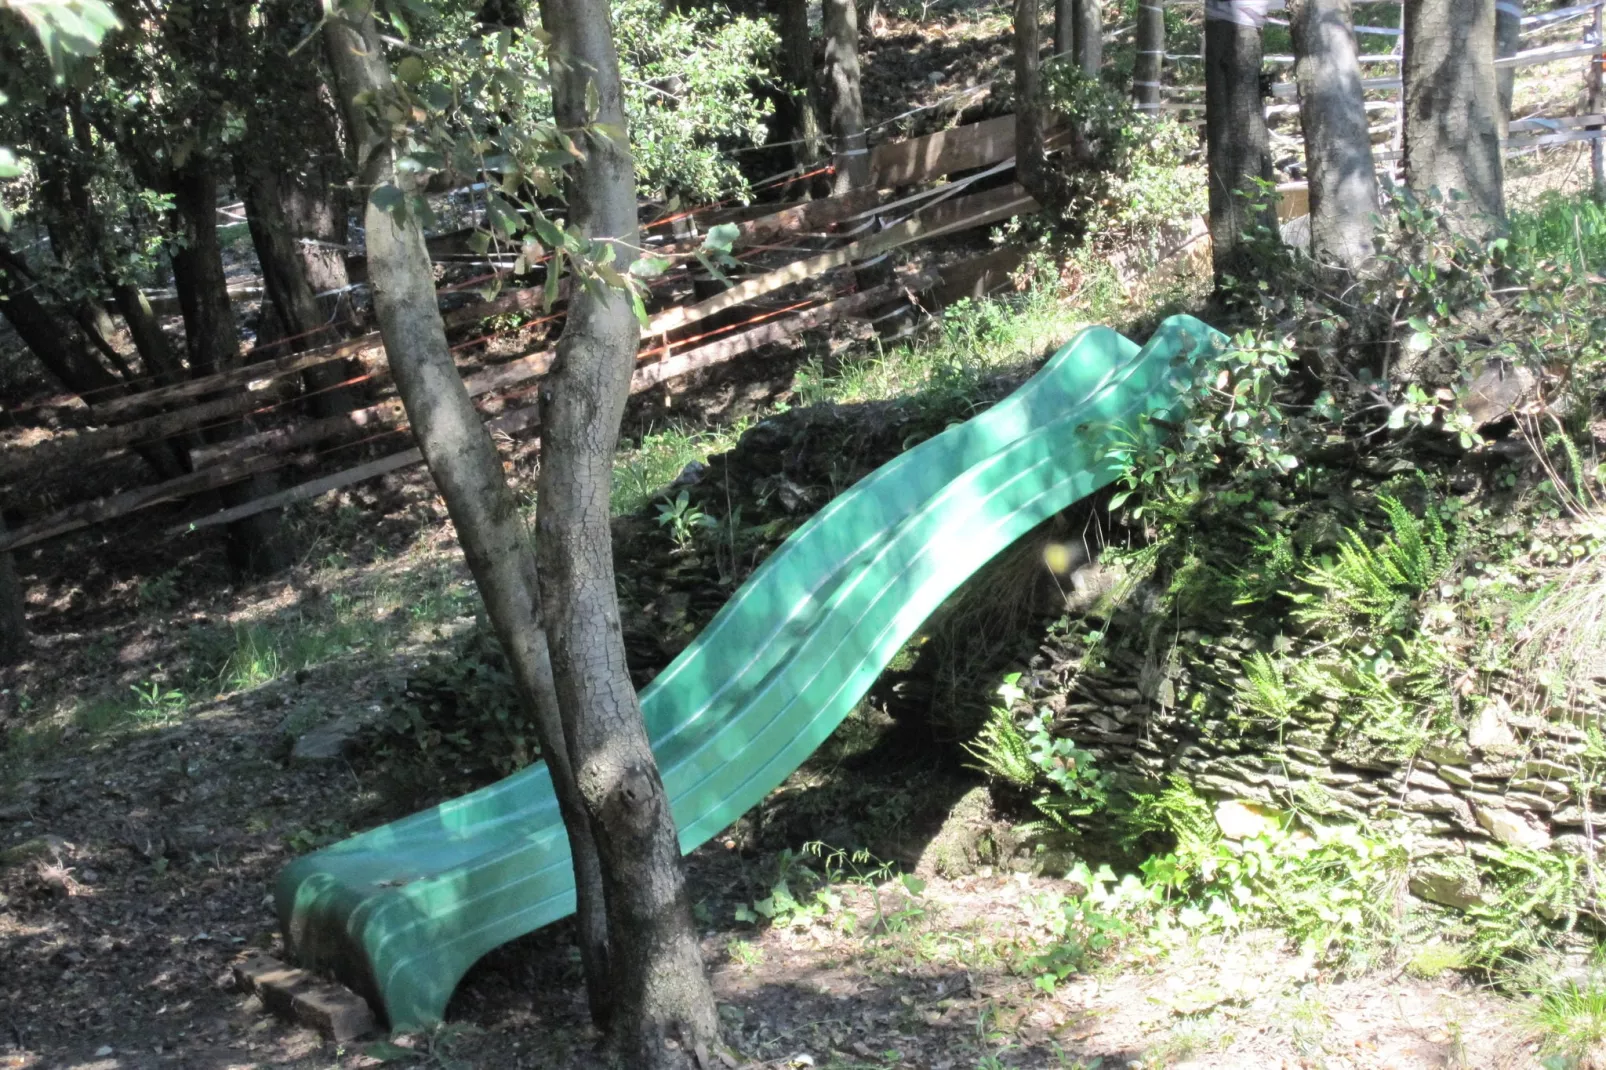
[1406,331,1433,353]
[703,221,740,254]
[0,147,21,180]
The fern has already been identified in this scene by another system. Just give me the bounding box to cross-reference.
[1295,493,1456,631]
[1236,652,1301,729]
[964,705,1036,789]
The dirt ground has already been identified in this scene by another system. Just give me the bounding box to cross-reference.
[0,654,1550,1070]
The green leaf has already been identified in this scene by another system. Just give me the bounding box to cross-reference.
[0,147,21,179]
[544,247,564,310]
[396,55,427,84]
[370,184,406,213]
[703,222,740,254]
[1406,331,1433,353]
[900,874,927,896]
[629,256,672,279]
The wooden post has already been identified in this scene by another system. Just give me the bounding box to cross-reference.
[0,509,25,665]
[1496,0,1522,137]
[1592,3,1604,202]
[1134,0,1166,111]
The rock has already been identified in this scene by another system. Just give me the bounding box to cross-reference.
[1215,799,1277,840]
[292,985,376,1042]
[1410,858,1486,911]
[0,834,66,868]
[1435,765,1473,788]
[1475,806,1552,850]
[290,713,365,765]
[1421,741,1472,765]
[1468,702,1517,752]
[914,786,1017,879]
[1461,358,1536,427]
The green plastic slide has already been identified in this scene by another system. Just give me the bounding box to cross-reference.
[275,314,1223,1028]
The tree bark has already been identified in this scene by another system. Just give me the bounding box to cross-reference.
[1015,0,1049,201]
[239,159,356,417]
[1403,0,1504,235]
[0,510,25,666]
[1072,0,1102,77]
[1289,0,1377,278]
[776,0,825,168]
[111,283,185,387]
[322,0,615,1028]
[168,157,292,576]
[1495,0,1521,136]
[535,0,720,1060]
[1204,1,1277,289]
[822,0,869,195]
[0,248,124,400]
[1055,0,1074,60]
[1134,0,1164,110]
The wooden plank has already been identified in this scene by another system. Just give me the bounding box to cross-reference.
[646,183,1038,337]
[1496,41,1601,69]
[0,450,296,553]
[927,246,1027,306]
[175,281,930,534]
[89,286,546,422]
[187,348,557,469]
[1507,127,1606,149]
[731,187,886,249]
[1510,114,1606,133]
[871,115,1017,186]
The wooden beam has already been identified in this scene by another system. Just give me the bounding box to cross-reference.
[646,183,1037,337]
[187,348,557,469]
[927,246,1027,306]
[88,286,547,423]
[871,115,1018,186]
[0,450,298,553]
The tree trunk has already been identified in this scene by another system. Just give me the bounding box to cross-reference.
[239,159,356,417]
[0,510,24,666]
[1289,0,1377,277]
[534,0,720,1063]
[168,158,292,575]
[1072,0,1102,77]
[1134,0,1164,110]
[822,0,869,195]
[0,248,124,399]
[1055,0,1074,60]
[111,283,186,387]
[1402,0,1504,234]
[322,0,615,1028]
[776,0,825,168]
[1015,0,1049,200]
[1204,1,1277,289]
[1495,0,1521,136]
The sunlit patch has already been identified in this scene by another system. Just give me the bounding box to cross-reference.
[1042,542,1076,575]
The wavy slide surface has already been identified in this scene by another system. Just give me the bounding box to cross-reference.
[275,314,1222,1028]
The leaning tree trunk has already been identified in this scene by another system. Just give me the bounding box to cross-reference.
[1016,0,1050,200]
[1134,0,1165,110]
[1289,0,1378,278]
[822,0,869,195]
[1204,0,1277,289]
[1495,0,1521,136]
[1403,0,1505,235]
[776,0,825,168]
[0,509,24,666]
[535,0,720,1062]
[1072,0,1101,77]
[321,0,615,1027]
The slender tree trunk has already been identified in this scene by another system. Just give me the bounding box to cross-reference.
[1402,0,1504,234]
[168,159,292,575]
[1289,0,1377,277]
[1495,0,1521,136]
[535,0,719,1063]
[322,0,615,1027]
[822,0,869,195]
[1591,4,1604,203]
[1204,0,1277,288]
[1055,0,1074,60]
[1072,0,1102,77]
[776,0,825,168]
[1015,0,1049,200]
[0,510,24,666]
[1134,0,1165,110]
[111,283,185,387]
